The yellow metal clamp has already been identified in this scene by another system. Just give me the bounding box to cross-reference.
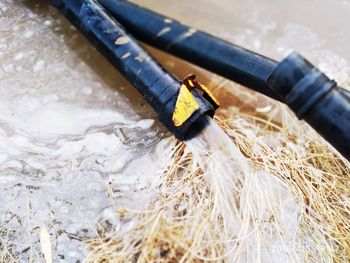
[172,75,220,127]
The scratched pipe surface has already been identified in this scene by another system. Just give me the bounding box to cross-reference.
[51,0,214,139]
[99,0,281,101]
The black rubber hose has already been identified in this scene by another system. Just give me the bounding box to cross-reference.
[98,0,281,101]
[99,0,350,160]
[267,52,350,160]
[51,0,216,140]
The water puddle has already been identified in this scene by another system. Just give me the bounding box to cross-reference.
[0,94,175,261]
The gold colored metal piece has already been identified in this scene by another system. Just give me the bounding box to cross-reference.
[183,74,220,108]
[198,83,220,107]
[172,84,200,127]
[172,74,220,127]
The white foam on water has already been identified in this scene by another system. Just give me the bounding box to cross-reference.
[0,2,172,261]
[0,94,175,262]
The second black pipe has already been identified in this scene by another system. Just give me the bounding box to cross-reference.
[98,0,281,101]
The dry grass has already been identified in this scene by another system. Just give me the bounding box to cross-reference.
[0,227,18,263]
[85,85,350,262]
[87,140,227,262]
[218,114,350,262]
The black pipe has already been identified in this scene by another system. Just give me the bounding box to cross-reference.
[267,53,350,160]
[98,0,281,101]
[51,0,216,140]
[52,0,349,159]
[99,0,349,160]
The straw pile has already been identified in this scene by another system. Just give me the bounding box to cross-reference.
[86,83,350,262]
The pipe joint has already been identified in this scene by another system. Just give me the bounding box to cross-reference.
[267,52,350,160]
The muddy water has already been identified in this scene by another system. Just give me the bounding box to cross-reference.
[0,0,349,262]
